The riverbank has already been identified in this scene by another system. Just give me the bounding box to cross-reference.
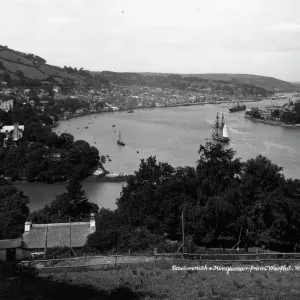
[83,171,132,183]
[245,115,283,126]
[245,115,300,128]
[58,98,264,121]
[8,171,132,185]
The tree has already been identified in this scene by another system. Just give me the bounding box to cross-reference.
[16,70,25,78]
[84,208,120,253]
[24,120,51,143]
[196,142,242,199]
[24,142,48,181]
[3,141,28,180]
[21,104,37,122]
[194,143,243,246]
[239,155,287,247]
[271,110,280,118]
[67,140,100,179]
[0,180,30,239]
[57,133,74,149]
[3,72,11,85]
[30,177,98,223]
[39,114,54,126]
[45,85,55,99]
[249,107,261,119]
[116,156,175,230]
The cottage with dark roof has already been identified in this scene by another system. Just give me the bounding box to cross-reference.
[0,214,96,261]
[0,238,23,261]
[22,214,96,253]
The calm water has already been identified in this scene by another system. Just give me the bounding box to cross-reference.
[14,94,300,211]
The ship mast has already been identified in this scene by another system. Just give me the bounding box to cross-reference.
[215,112,219,136]
[221,113,225,128]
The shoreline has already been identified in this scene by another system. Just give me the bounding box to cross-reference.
[245,115,300,128]
[59,98,264,121]
[10,172,132,185]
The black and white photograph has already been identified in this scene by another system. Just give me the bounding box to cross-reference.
[1,0,300,299]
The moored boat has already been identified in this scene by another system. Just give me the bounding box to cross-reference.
[117,130,125,146]
[229,102,246,112]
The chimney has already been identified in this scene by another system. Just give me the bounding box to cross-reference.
[90,213,96,233]
[13,123,18,140]
[25,221,32,232]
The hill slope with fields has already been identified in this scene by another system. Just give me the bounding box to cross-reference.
[1,44,297,92]
[0,45,109,88]
[93,71,299,92]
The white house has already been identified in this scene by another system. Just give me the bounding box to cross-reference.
[1,123,24,146]
[0,99,13,112]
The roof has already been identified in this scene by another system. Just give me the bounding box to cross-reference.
[0,238,22,249]
[0,125,24,133]
[22,223,91,249]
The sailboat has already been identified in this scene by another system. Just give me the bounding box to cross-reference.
[93,136,97,145]
[117,130,125,146]
[212,112,230,143]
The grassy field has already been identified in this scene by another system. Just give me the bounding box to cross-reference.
[0,58,48,80]
[0,46,86,84]
[2,262,300,300]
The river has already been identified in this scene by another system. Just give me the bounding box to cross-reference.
[14,93,300,211]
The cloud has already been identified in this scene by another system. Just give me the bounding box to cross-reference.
[17,0,47,2]
[46,16,74,24]
[269,21,300,32]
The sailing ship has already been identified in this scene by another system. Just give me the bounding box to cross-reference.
[212,112,230,143]
[117,130,125,146]
[229,101,246,112]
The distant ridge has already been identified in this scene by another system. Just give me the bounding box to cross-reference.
[94,71,300,92]
[139,72,297,92]
[1,44,298,92]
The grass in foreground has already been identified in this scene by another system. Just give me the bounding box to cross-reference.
[2,262,300,299]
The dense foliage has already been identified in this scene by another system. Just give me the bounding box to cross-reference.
[0,178,29,239]
[86,142,300,253]
[30,177,98,223]
[0,105,106,182]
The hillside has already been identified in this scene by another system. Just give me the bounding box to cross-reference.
[1,44,297,92]
[0,45,109,88]
[182,73,297,92]
[94,71,299,92]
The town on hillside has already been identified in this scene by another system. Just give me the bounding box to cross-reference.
[0,76,274,125]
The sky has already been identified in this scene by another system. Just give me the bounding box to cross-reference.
[1,0,300,82]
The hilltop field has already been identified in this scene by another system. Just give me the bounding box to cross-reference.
[0,45,108,88]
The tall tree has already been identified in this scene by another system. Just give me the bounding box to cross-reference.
[0,179,30,239]
[30,177,98,223]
